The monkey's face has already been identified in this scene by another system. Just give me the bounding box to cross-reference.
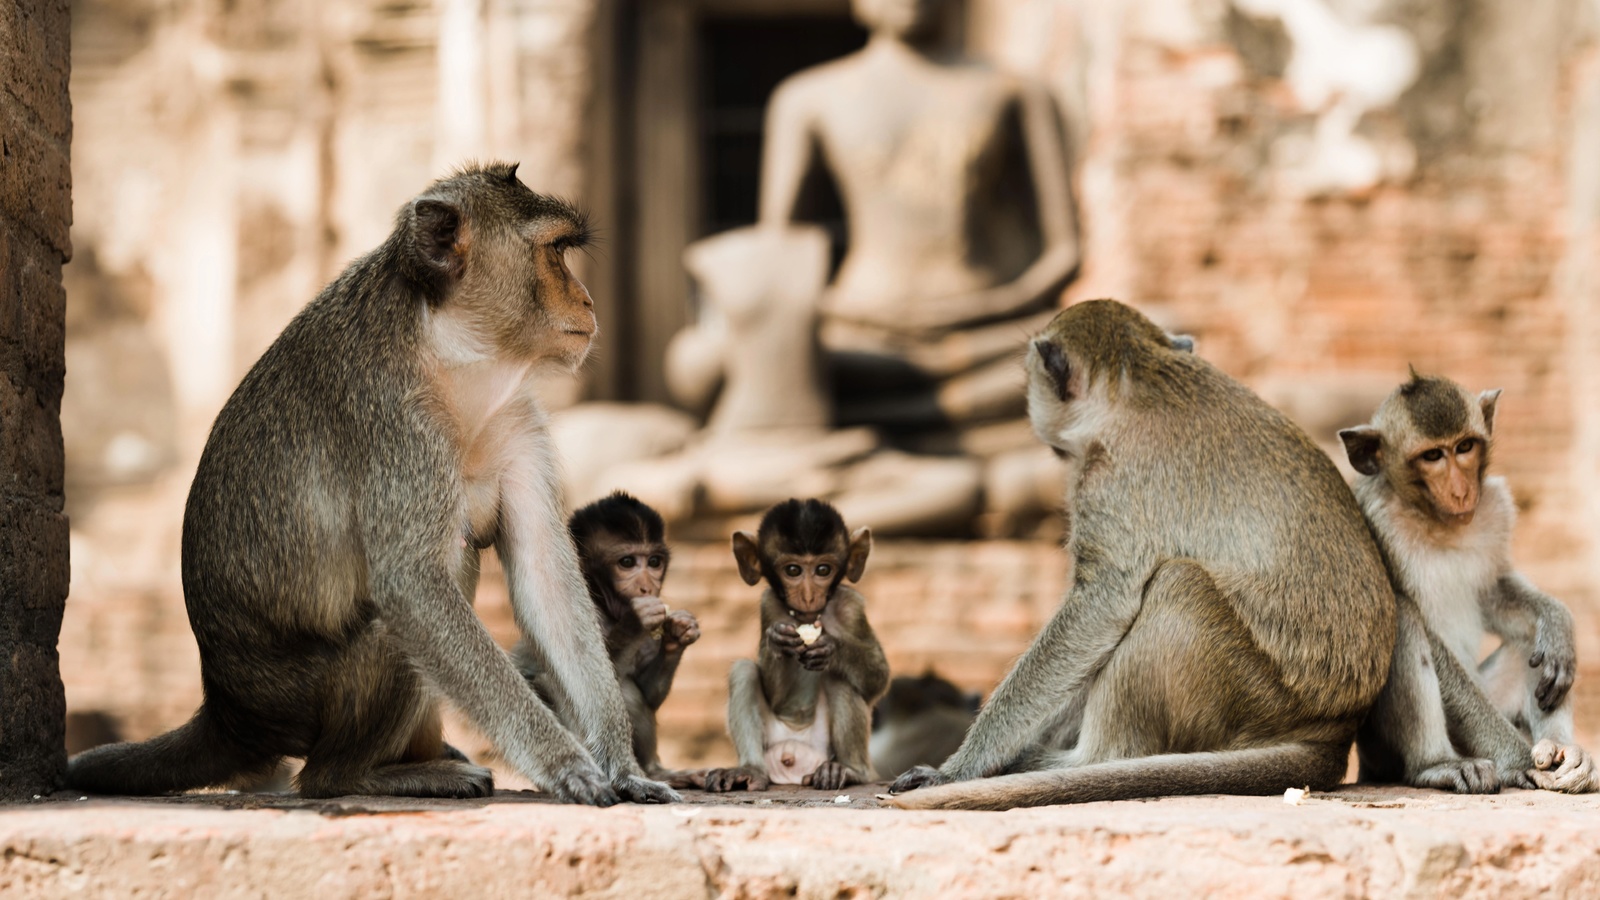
[1342,374,1501,528]
[1403,433,1486,524]
[607,541,668,599]
[490,225,597,370]
[769,553,844,621]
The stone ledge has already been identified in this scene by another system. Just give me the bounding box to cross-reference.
[3,786,1598,898]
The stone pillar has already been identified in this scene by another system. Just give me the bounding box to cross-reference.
[0,0,71,801]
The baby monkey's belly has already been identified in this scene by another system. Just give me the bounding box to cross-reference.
[764,690,831,784]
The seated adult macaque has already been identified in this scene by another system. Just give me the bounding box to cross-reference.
[888,299,1396,810]
[65,163,675,804]
[870,673,981,781]
[1340,372,1596,793]
[701,499,890,792]
[517,491,700,780]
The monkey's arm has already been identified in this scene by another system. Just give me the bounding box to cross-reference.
[1428,621,1536,786]
[920,556,1145,786]
[818,591,889,704]
[1483,573,1576,712]
[634,645,683,711]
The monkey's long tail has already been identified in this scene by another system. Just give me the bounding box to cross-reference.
[885,743,1346,811]
[65,709,274,795]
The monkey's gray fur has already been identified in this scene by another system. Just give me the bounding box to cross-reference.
[889,299,1396,810]
[65,163,677,806]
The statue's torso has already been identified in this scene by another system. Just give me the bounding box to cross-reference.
[789,53,1031,314]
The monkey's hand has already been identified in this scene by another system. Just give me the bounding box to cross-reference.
[888,765,950,794]
[662,610,701,652]
[613,772,682,804]
[632,595,669,634]
[701,765,771,793]
[766,622,806,659]
[545,765,623,807]
[1531,740,1600,793]
[1529,619,1576,712]
[797,633,835,672]
[804,761,856,792]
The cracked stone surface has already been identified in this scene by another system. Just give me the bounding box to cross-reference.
[3,785,1599,898]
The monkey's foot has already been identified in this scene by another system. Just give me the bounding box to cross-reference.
[803,761,855,792]
[614,773,681,804]
[888,765,949,794]
[701,766,771,793]
[545,767,621,807]
[1530,740,1600,793]
[1410,758,1499,794]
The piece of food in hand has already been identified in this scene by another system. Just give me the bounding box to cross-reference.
[651,603,670,640]
[796,623,823,646]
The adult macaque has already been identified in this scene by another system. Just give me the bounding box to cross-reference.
[66,163,676,805]
[1341,372,1595,793]
[870,673,981,781]
[888,299,1396,810]
[518,491,700,780]
[702,499,889,792]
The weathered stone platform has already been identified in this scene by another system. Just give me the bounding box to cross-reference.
[3,785,1598,898]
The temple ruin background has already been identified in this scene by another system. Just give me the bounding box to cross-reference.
[52,0,1600,774]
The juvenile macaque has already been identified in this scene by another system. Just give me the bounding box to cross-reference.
[888,299,1396,810]
[518,491,700,779]
[1341,372,1596,793]
[65,163,675,805]
[870,673,981,781]
[701,499,889,792]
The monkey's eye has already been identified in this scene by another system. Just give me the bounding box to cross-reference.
[784,564,803,578]
[1420,449,1444,462]
[647,555,663,568]
[1456,438,1476,454]
[619,555,637,569]
[815,564,832,577]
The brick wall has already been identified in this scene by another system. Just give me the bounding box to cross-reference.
[0,0,71,801]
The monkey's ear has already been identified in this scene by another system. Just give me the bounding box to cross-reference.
[1338,426,1383,476]
[1167,333,1196,353]
[845,526,872,583]
[1033,340,1071,401]
[1478,389,1502,434]
[410,198,469,285]
[731,531,763,586]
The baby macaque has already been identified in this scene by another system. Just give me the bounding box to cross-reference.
[518,491,700,780]
[702,499,889,792]
[1342,372,1595,793]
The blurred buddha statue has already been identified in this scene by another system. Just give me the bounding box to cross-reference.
[568,0,1077,537]
[670,0,1078,437]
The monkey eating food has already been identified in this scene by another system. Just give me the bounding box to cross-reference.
[1341,372,1596,794]
[65,163,677,805]
[700,499,890,793]
[518,491,700,780]
[886,299,1397,810]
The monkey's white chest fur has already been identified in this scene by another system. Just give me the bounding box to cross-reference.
[1375,478,1515,669]
[764,690,832,784]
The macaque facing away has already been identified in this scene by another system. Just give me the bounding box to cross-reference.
[701,499,889,792]
[518,491,700,780]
